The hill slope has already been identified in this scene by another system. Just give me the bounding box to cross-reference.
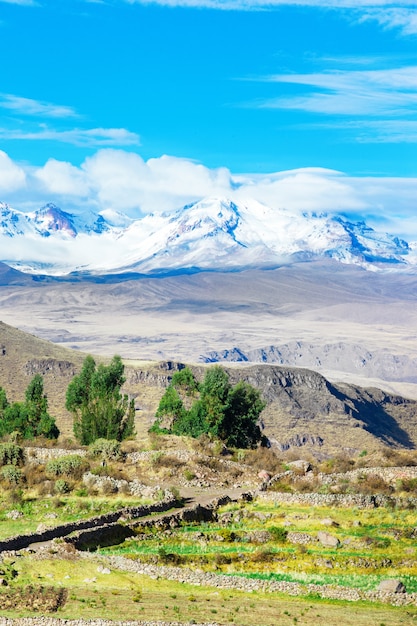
[1,322,416,454]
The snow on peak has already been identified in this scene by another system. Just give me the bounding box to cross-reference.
[29,204,78,238]
[99,208,133,228]
[0,196,414,276]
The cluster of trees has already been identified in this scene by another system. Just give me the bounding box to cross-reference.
[0,375,59,440]
[0,358,265,450]
[0,355,135,445]
[65,355,135,445]
[151,366,265,449]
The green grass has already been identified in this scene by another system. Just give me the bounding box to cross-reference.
[0,491,416,623]
[5,555,417,625]
[0,494,153,539]
[98,500,417,595]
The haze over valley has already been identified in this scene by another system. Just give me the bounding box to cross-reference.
[1,254,416,401]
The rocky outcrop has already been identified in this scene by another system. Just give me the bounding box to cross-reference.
[125,361,185,388]
[24,359,76,377]
[317,531,340,548]
[378,579,407,593]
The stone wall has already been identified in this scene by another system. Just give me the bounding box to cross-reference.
[23,447,87,464]
[0,496,178,553]
[0,617,214,626]
[257,491,417,508]
[317,465,417,486]
[65,500,225,551]
[95,554,417,607]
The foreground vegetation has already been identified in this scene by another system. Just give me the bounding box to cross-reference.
[2,554,416,625]
[0,434,416,623]
[98,499,417,592]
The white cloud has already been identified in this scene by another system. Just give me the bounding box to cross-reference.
[0,151,26,193]
[81,149,232,212]
[2,150,417,238]
[341,120,417,143]
[360,9,417,34]
[0,95,78,118]
[234,168,367,213]
[0,0,37,4]
[120,2,417,37]
[0,126,140,147]
[256,66,417,117]
[34,159,91,197]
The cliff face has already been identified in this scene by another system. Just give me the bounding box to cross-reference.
[1,318,416,453]
[221,365,417,454]
[124,362,417,455]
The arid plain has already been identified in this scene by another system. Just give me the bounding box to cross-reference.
[1,259,417,400]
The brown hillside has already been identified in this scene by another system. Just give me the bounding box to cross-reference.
[1,321,417,454]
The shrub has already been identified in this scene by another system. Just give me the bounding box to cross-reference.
[320,455,354,474]
[292,477,318,493]
[55,479,71,494]
[269,526,288,542]
[23,462,46,487]
[183,469,195,481]
[1,465,23,485]
[214,553,232,566]
[157,548,184,565]
[89,438,122,461]
[251,549,275,563]
[37,480,55,496]
[269,480,293,493]
[46,454,89,479]
[396,478,417,493]
[153,455,185,469]
[215,529,236,542]
[382,448,417,467]
[0,443,23,467]
[355,473,393,495]
[243,447,284,474]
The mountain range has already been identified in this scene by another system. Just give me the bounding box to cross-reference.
[0,198,415,276]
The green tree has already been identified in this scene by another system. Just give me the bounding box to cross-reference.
[151,366,264,449]
[199,366,231,435]
[66,355,135,445]
[171,399,209,438]
[171,367,200,395]
[222,381,265,448]
[0,376,59,440]
[0,388,9,416]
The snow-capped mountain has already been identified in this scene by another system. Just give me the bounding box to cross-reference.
[0,202,114,239]
[0,197,413,276]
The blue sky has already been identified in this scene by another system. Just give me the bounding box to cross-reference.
[1,0,417,237]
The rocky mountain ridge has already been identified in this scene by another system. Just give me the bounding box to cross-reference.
[0,197,414,275]
[202,341,417,384]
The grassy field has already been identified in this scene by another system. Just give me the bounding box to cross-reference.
[2,554,416,625]
[0,479,416,623]
[0,494,158,540]
[98,500,417,593]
